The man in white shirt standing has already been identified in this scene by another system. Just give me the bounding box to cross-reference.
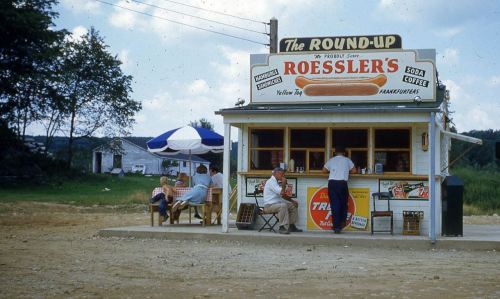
[322,146,357,234]
[263,167,302,234]
[210,166,223,188]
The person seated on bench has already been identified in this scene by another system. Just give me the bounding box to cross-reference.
[172,172,200,220]
[158,176,175,223]
[172,165,211,212]
[209,166,223,188]
[263,167,302,234]
[175,172,189,187]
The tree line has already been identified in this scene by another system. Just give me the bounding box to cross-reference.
[450,129,499,170]
[0,0,141,169]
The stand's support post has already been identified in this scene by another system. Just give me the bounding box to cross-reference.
[429,112,437,243]
[222,123,231,233]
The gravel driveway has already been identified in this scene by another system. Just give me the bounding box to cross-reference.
[1,202,499,298]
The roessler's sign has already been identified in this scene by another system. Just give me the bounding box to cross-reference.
[282,58,399,75]
[251,50,435,103]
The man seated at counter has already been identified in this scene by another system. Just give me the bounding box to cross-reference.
[263,167,302,234]
[322,146,357,234]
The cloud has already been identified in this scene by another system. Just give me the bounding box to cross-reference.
[133,45,250,136]
[186,79,210,96]
[66,26,88,43]
[137,90,221,136]
[437,48,459,68]
[61,0,101,14]
[137,91,186,135]
[433,26,464,38]
[489,76,500,86]
[104,0,309,45]
[444,79,500,132]
[118,49,131,70]
[211,46,248,80]
[375,0,496,37]
[109,0,149,30]
[210,46,250,107]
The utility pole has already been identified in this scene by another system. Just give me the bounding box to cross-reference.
[269,17,278,53]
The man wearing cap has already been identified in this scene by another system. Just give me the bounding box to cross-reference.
[323,146,357,234]
[263,167,302,234]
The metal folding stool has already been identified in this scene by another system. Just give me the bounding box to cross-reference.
[253,186,279,233]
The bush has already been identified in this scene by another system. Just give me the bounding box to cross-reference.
[0,123,82,186]
[451,166,500,214]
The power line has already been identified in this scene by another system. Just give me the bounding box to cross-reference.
[94,0,268,46]
[158,0,267,25]
[129,0,267,36]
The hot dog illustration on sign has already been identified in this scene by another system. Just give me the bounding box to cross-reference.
[295,74,388,96]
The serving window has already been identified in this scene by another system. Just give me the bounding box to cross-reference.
[249,128,284,170]
[331,129,368,169]
[247,126,413,174]
[374,128,411,173]
[289,129,326,172]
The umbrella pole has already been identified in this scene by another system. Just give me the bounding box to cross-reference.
[189,150,192,186]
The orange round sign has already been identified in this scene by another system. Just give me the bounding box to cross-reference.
[309,187,356,230]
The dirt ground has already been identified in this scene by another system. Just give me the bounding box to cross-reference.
[1,202,499,299]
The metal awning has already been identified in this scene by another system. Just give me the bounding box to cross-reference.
[441,130,482,145]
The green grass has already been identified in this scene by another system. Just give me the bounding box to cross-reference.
[0,174,160,206]
[2,168,497,214]
[451,166,500,215]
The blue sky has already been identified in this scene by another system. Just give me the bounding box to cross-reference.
[36,0,500,137]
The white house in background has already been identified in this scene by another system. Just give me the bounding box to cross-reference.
[92,138,209,175]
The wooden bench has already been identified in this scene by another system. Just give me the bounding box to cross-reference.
[149,187,218,226]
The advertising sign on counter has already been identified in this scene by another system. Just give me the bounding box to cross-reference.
[251,50,435,103]
[306,187,370,231]
[379,180,429,200]
[245,177,297,198]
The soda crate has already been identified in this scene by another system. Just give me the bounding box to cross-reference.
[403,211,424,235]
[236,203,256,230]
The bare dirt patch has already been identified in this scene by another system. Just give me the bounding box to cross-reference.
[0,202,499,298]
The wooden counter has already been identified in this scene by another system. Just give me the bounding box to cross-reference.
[238,171,431,180]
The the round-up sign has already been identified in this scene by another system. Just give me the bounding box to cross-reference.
[308,187,356,230]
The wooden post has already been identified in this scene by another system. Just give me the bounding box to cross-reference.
[222,123,231,232]
[269,18,278,53]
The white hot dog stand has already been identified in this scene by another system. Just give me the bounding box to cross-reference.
[216,35,478,240]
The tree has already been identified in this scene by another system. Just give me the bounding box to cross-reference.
[58,28,141,168]
[162,159,179,175]
[0,0,66,139]
[450,129,499,169]
[189,118,214,130]
[39,88,66,154]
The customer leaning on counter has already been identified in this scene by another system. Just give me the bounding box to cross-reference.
[322,146,357,234]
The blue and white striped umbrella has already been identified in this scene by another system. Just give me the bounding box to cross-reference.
[147,126,224,155]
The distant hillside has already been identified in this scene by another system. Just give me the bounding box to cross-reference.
[450,129,499,169]
[30,136,154,154]
[27,136,238,172]
[27,128,497,172]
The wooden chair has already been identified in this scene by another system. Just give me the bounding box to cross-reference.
[211,186,237,225]
[188,203,207,227]
[174,187,213,226]
[371,192,393,234]
[253,185,279,233]
[149,187,176,226]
